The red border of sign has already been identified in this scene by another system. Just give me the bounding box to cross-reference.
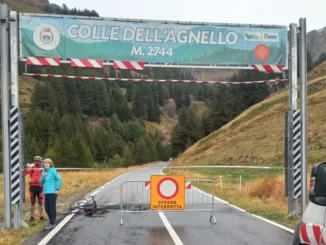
[157,177,179,199]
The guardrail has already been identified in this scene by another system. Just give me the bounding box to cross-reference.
[56,168,115,171]
[33,165,288,171]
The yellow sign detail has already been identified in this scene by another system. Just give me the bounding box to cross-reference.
[150,175,185,210]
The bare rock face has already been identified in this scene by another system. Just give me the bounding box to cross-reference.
[307,27,326,63]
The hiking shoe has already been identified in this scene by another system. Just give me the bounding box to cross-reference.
[44,223,52,230]
[29,216,35,222]
[44,224,55,230]
[40,216,45,221]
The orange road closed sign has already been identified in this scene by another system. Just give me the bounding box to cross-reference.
[150,175,185,210]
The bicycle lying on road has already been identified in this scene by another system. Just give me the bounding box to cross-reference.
[61,196,122,217]
[62,195,98,217]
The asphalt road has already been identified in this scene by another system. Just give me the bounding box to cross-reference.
[24,161,294,245]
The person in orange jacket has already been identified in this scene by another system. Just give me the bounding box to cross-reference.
[24,156,45,222]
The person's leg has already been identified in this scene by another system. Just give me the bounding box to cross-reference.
[44,194,57,230]
[38,197,44,220]
[44,194,51,222]
[44,194,53,229]
[29,186,36,222]
[36,187,44,220]
[30,198,36,221]
[49,194,57,226]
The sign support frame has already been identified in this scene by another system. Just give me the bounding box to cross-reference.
[0,3,309,228]
[1,3,12,229]
[299,18,308,213]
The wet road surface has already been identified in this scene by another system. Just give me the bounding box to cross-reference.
[24,161,294,245]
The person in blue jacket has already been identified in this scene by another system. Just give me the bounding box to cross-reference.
[40,158,62,230]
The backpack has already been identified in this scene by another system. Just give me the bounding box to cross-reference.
[29,167,43,186]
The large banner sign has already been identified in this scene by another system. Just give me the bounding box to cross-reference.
[20,15,287,65]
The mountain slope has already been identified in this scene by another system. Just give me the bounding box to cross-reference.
[145,100,209,145]
[307,27,326,63]
[170,62,326,167]
[0,0,48,13]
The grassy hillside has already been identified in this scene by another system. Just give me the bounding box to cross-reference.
[171,61,326,167]
[19,75,38,112]
[165,63,326,228]
[145,114,177,145]
[0,72,38,113]
[0,0,48,13]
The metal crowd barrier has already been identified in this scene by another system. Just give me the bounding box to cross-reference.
[120,179,217,225]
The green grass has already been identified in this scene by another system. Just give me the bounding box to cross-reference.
[196,181,300,229]
[165,167,283,182]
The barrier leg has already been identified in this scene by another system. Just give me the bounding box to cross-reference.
[210,182,216,224]
[120,188,123,225]
[210,214,217,225]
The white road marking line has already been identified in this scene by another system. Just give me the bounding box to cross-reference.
[100,186,105,190]
[91,190,99,196]
[37,214,75,245]
[158,212,184,245]
[159,162,295,233]
[227,203,246,212]
[37,171,127,245]
[250,214,294,233]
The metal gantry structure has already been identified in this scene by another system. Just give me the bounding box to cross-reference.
[0,3,307,229]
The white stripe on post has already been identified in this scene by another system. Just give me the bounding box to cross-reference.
[10,105,20,204]
[293,109,301,199]
[47,58,59,66]
[72,58,85,67]
[28,57,41,65]
[132,61,143,70]
[306,224,319,245]
[114,61,127,69]
[89,60,102,68]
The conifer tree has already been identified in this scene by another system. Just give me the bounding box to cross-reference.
[132,139,148,164]
[122,145,134,167]
[46,136,74,167]
[132,86,147,119]
[70,133,93,167]
[143,135,158,161]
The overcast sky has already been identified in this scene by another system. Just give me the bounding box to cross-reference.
[50,0,324,32]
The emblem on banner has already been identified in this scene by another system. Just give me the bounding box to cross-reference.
[33,24,60,50]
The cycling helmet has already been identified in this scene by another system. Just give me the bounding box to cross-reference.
[33,156,43,162]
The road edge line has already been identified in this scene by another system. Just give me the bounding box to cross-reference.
[160,162,295,234]
[36,167,140,245]
[37,214,75,245]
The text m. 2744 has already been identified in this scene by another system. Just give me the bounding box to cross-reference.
[131,46,173,56]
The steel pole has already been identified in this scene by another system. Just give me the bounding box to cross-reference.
[10,10,21,229]
[1,4,11,229]
[288,23,298,217]
[299,18,308,212]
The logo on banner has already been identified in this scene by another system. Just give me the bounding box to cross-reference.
[262,32,279,42]
[254,44,270,61]
[244,32,261,41]
[33,24,60,50]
